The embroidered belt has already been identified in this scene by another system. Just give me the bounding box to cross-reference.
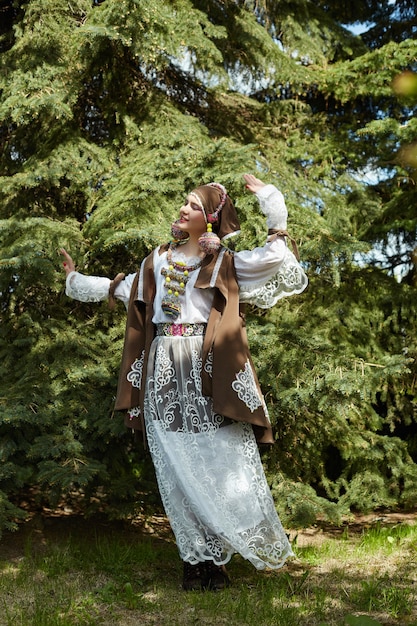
[156,323,207,337]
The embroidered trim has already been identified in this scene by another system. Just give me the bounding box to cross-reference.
[156,323,206,337]
[127,406,141,421]
[127,351,145,389]
[210,247,227,288]
[238,248,308,308]
[137,256,147,302]
[231,361,262,413]
[204,349,213,377]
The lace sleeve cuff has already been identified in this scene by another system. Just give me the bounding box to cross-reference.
[65,271,111,302]
[239,246,308,308]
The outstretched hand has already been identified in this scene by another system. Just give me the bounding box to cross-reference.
[243,173,266,194]
[60,248,75,276]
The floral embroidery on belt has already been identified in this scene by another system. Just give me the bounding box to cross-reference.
[156,323,206,337]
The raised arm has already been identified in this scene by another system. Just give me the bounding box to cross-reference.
[235,174,308,307]
[244,173,288,234]
[59,248,134,306]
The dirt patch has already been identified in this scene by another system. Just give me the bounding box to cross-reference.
[1,509,416,560]
[289,510,417,547]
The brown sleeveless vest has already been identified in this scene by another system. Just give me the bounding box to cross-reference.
[114,245,274,444]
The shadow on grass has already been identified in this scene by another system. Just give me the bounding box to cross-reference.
[0,514,416,626]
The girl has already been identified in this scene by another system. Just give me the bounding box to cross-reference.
[60,173,307,590]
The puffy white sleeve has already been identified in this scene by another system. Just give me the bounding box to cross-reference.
[235,185,308,308]
[65,271,137,306]
[255,183,288,230]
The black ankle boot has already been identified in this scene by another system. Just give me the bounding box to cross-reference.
[182,561,206,591]
[204,561,231,591]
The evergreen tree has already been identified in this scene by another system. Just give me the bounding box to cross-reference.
[0,0,416,534]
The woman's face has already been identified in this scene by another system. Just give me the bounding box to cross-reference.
[178,194,207,237]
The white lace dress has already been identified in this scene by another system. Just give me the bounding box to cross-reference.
[65,186,308,569]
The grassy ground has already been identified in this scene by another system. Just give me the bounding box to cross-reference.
[0,511,416,626]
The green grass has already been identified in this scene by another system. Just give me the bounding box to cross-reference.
[0,514,416,626]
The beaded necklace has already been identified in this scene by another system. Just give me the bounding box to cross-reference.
[161,244,203,318]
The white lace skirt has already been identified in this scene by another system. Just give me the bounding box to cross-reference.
[143,334,294,569]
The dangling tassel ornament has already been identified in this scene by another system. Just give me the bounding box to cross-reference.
[198,221,221,254]
[171,219,189,242]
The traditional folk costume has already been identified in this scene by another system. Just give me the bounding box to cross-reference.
[65,183,308,589]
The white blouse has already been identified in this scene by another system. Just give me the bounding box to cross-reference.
[65,185,308,319]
